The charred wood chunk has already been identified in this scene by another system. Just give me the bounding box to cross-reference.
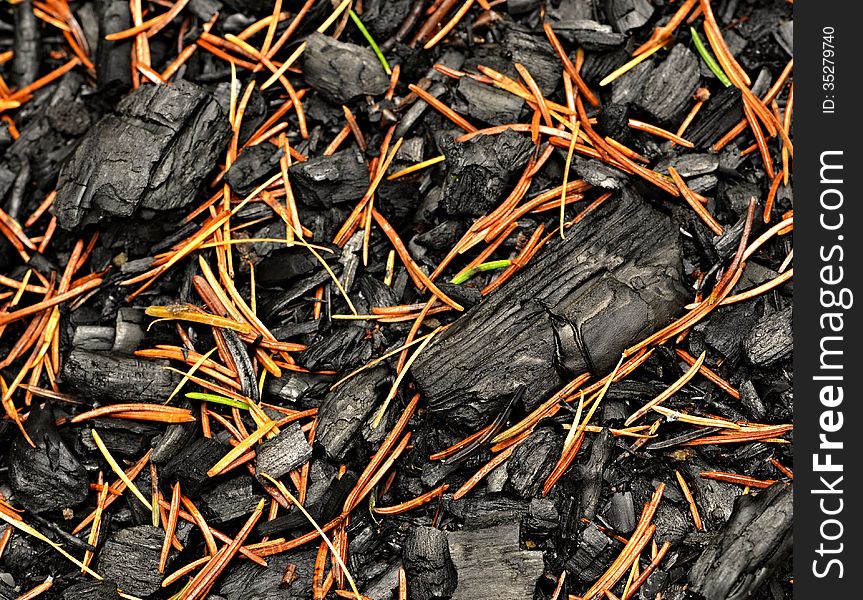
[656,153,720,178]
[255,421,313,480]
[600,491,637,534]
[605,0,654,33]
[577,428,614,519]
[686,87,744,148]
[689,483,792,600]
[61,349,179,403]
[201,476,263,524]
[637,45,700,124]
[9,403,88,513]
[220,551,316,599]
[448,522,544,599]
[553,20,626,51]
[97,526,165,597]
[12,0,41,88]
[611,60,654,105]
[55,80,231,228]
[316,365,388,460]
[95,0,133,96]
[744,306,792,366]
[303,32,389,104]
[502,26,560,96]
[225,143,284,196]
[413,189,687,430]
[437,130,534,217]
[403,526,458,600]
[455,77,525,126]
[63,581,122,600]
[161,437,226,496]
[506,427,560,499]
[288,147,369,208]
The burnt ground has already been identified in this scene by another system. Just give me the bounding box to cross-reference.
[0,1,792,599]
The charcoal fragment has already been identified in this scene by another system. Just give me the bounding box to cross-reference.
[638,45,700,123]
[316,366,388,459]
[225,144,284,196]
[61,349,179,403]
[201,476,263,524]
[288,148,369,208]
[744,306,792,366]
[601,491,637,534]
[9,403,88,513]
[97,526,164,597]
[161,437,226,495]
[303,33,389,104]
[12,1,41,88]
[95,0,133,96]
[63,581,121,600]
[55,80,231,228]
[556,20,626,50]
[455,77,525,125]
[506,427,560,498]
[403,526,458,600]
[255,421,313,480]
[605,0,654,33]
[413,189,687,429]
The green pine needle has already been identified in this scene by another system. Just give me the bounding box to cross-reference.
[185,392,250,410]
[690,27,732,87]
[450,260,512,285]
[349,9,392,75]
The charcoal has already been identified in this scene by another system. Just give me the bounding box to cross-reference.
[8,403,88,513]
[555,20,626,50]
[577,428,614,519]
[55,80,232,228]
[63,581,122,600]
[526,497,559,532]
[95,0,133,96]
[71,325,115,350]
[689,484,792,600]
[201,476,262,524]
[605,0,654,33]
[97,526,164,597]
[637,45,700,124]
[574,155,629,189]
[448,522,544,599]
[611,59,655,105]
[657,153,720,178]
[506,427,560,498]
[413,189,687,429]
[502,26,560,95]
[161,437,226,495]
[225,144,284,196]
[701,303,760,363]
[653,501,691,545]
[288,147,369,208]
[403,526,458,600]
[256,471,355,536]
[686,87,744,148]
[455,77,525,125]
[744,306,792,366]
[739,379,767,420]
[151,414,197,465]
[316,365,388,460]
[220,551,316,599]
[436,130,534,217]
[12,1,41,88]
[601,491,637,534]
[255,422,313,480]
[302,33,389,104]
[61,349,179,402]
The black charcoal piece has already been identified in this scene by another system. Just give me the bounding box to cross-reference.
[95,0,133,96]
[97,526,164,597]
[225,144,284,196]
[9,403,88,513]
[316,366,388,460]
[574,155,628,189]
[739,380,766,420]
[527,497,559,531]
[256,471,355,536]
[506,427,560,498]
[638,45,700,123]
[288,147,369,208]
[63,581,122,600]
[601,491,637,534]
[201,476,262,524]
[448,522,544,599]
[61,349,179,402]
[557,20,626,50]
[455,77,524,125]
[55,80,231,228]
[689,484,792,600]
[220,551,316,599]
[611,59,654,105]
[577,428,614,519]
[744,306,792,366]
[701,303,759,363]
[302,33,389,104]
[161,437,226,495]
[502,26,560,95]
[605,0,654,33]
[657,153,719,178]
[436,130,533,216]
[413,189,687,429]
[12,0,41,88]
[686,87,744,148]
[255,422,313,480]
[71,325,115,350]
[403,526,458,600]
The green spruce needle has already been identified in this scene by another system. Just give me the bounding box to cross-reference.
[450,260,512,285]
[690,27,732,87]
[349,9,392,75]
[185,391,250,410]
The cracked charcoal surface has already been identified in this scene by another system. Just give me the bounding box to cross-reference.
[638,44,701,124]
[60,349,179,403]
[403,526,458,600]
[744,306,793,366]
[413,188,688,430]
[97,526,164,597]
[288,147,369,208]
[316,365,388,460]
[255,421,313,480]
[302,33,389,104]
[55,80,231,228]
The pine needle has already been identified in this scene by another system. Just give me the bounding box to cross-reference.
[185,391,250,411]
[450,260,512,284]
[690,28,732,87]
[260,473,362,600]
[349,9,391,75]
[91,429,152,512]
[166,347,218,404]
